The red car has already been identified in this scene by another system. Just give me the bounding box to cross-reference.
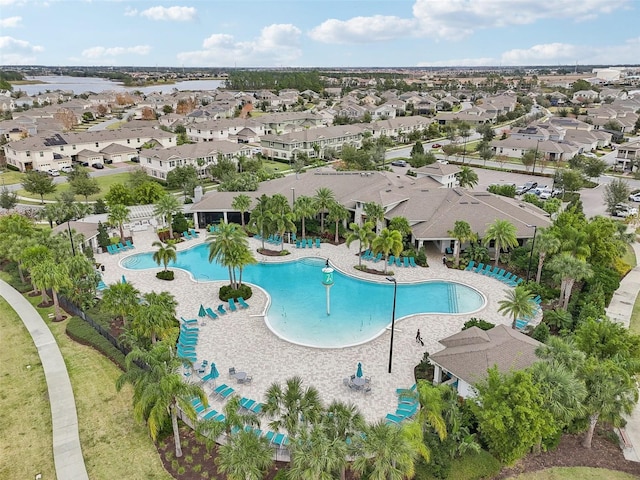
[431,143,442,148]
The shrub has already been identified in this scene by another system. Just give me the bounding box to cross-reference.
[531,322,550,342]
[156,270,175,281]
[219,284,252,302]
[612,257,632,279]
[65,316,126,369]
[462,318,495,331]
[487,184,516,197]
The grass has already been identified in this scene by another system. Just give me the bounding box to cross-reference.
[510,467,639,479]
[0,271,172,480]
[446,450,502,479]
[0,296,56,480]
[622,244,637,269]
[16,172,132,202]
[261,159,291,174]
[629,290,640,335]
[0,169,26,185]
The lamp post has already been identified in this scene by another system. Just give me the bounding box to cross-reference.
[67,220,76,256]
[525,224,538,282]
[531,138,541,175]
[291,187,295,205]
[386,276,397,374]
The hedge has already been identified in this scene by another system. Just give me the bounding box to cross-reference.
[66,316,126,370]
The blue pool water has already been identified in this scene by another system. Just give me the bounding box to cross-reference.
[122,245,485,348]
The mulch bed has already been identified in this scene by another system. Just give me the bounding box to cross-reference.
[257,248,289,257]
[495,430,640,479]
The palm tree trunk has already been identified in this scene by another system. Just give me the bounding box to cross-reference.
[302,218,306,239]
[582,413,599,448]
[171,407,183,457]
[536,253,546,283]
[52,289,62,321]
[384,255,388,274]
[168,215,174,239]
[494,241,500,266]
[41,289,49,305]
[563,278,576,310]
[358,246,363,267]
[227,266,234,289]
[17,263,25,284]
[119,224,125,241]
[335,221,339,243]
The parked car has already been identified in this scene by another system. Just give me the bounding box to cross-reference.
[431,143,442,149]
[629,193,640,202]
[47,169,60,176]
[391,160,407,167]
[533,185,549,195]
[515,181,538,195]
[131,156,140,163]
[60,166,73,173]
[582,152,597,158]
[613,203,638,218]
[92,162,104,169]
[436,159,449,164]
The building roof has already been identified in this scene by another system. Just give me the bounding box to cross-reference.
[429,325,542,385]
[52,221,100,241]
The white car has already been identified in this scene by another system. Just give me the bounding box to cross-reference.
[60,166,73,173]
[629,193,640,202]
[582,152,597,158]
[613,204,638,217]
[47,169,60,176]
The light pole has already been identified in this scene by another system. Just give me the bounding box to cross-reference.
[531,138,541,175]
[525,224,537,282]
[67,220,76,256]
[386,276,397,374]
[291,187,295,205]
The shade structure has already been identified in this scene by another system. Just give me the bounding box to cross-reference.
[198,304,206,317]
[210,363,220,379]
[356,362,363,378]
[121,275,127,284]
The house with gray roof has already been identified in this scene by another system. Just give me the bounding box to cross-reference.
[429,325,542,398]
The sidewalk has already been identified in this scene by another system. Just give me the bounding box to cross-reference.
[606,238,640,461]
[0,280,89,480]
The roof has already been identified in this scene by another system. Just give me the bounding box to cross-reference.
[52,221,100,240]
[429,325,542,385]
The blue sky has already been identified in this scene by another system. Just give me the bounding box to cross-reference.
[1,0,639,67]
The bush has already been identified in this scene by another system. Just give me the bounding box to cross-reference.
[219,284,253,302]
[462,318,495,331]
[65,316,126,369]
[156,270,175,281]
[487,184,516,197]
[531,322,550,342]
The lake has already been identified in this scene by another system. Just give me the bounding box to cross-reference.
[15,76,225,96]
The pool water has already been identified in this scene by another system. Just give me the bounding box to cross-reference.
[122,246,485,348]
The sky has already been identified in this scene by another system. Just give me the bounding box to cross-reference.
[1,0,639,68]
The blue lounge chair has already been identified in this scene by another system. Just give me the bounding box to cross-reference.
[181,325,199,332]
[240,398,256,411]
[264,431,275,443]
[291,233,296,243]
[178,337,198,346]
[203,409,223,421]
[228,298,237,312]
[409,257,418,267]
[473,262,485,273]
[395,257,402,267]
[97,280,107,291]
[492,268,505,279]
[219,386,235,399]
[480,264,492,275]
[237,297,249,309]
[182,231,191,240]
[370,252,380,262]
[501,272,514,283]
[181,317,198,325]
[515,277,524,286]
[217,304,227,315]
[205,307,218,320]
[396,384,417,396]
[316,238,321,248]
[307,238,313,248]
[117,242,127,252]
[403,257,410,268]
[388,255,395,266]
[362,249,371,260]
[301,239,306,248]
[464,260,475,271]
[189,228,199,238]
[106,244,114,254]
[272,433,287,447]
[385,413,405,424]
[125,239,134,249]
[250,403,263,414]
[295,240,301,248]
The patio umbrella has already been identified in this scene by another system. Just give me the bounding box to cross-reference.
[198,304,206,317]
[356,362,363,378]
[210,363,220,379]
[121,274,127,284]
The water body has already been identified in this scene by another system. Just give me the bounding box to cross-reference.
[15,76,225,96]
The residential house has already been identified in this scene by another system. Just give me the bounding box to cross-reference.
[616,140,640,172]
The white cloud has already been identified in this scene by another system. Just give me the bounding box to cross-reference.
[0,35,44,64]
[0,16,21,27]
[178,24,302,67]
[501,43,578,64]
[309,15,417,44]
[309,0,630,43]
[124,7,137,17]
[81,45,151,59]
[140,5,196,21]
[417,57,496,67]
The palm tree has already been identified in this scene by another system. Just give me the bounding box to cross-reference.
[64,254,101,309]
[314,187,335,233]
[352,420,418,480]
[548,253,593,309]
[363,201,385,233]
[262,376,323,439]
[272,210,296,251]
[30,259,71,320]
[100,281,141,328]
[207,221,253,289]
[293,195,317,239]
[231,193,252,228]
[371,228,403,274]
[484,219,518,266]
[323,400,366,480]
[132,291,178,344]
[288,425,348,480]
[447,220,474,268]
[248,194,271,250]
[532,229,561,283]
[327,201,350,244]
[345,221,376,268]
[153,194,181,239]
[497,285,536,329]
[456,166,479,189]
[108,203,131,241]
[152,240,177,272]
[116,342,208,457]
[216,428,274,480]
[20,244,52,294]
[196,395,260,447]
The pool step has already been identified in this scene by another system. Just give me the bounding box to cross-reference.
[447,284,459,314]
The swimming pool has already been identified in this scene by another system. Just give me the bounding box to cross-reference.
[122,245,485,348]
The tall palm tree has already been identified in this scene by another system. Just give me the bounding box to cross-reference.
[372,228,403,274]
[108,203,131,241]
[132,291,178,344]
[314,187,335,233]
[30,259,71,320]
[447,220,474,268]
[497,285,536,329]
[272,210,296,251]
[323,400,366,480]
[532,229,561,283]
[100,281,141,328]
[293,195,317,239]
[152,240,177,272]
[153,194,181,239]
[363,201,385,234]
[456,165,479,188]
[548,252,593,309]
[345,221,376,268]
[216,428,274,480]
[231,193,252,228]
[352,420,418,480]
[262,376,323,439]
[248,194,271,250]
[20,244,52,295]
[288,425,348,480]
[327,202,350,244]
[64,254,101,309]
[484,219,518,266]
[116,342,208,457]
[207,221,252,289]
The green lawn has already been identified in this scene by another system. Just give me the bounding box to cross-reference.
[629,290,640,336]
[0,169,26,185]
[262,159,291,174]
[17,172,132,202]
[622,243,637,269]
[509,467,638,479]
[0,272,172,480]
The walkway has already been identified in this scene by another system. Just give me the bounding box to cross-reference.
[0,280,89,480]
[606,236,640,462]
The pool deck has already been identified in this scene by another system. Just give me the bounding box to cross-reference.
[98,229,530,424]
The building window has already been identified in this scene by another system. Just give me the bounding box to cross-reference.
[127,139,130,144]
[95,142,99,148]
[40,152,44,157]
